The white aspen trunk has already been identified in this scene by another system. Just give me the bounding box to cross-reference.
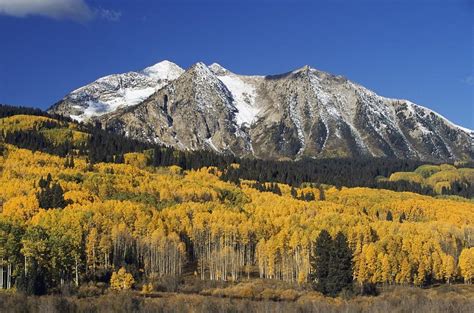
[0,262,4,289]
[7,264,11,289]
[208,232,211,280]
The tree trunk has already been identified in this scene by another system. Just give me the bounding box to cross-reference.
[0,261,4,289]
[7,264,11,289]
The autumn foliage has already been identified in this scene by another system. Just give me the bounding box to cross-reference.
[0,113,473,298]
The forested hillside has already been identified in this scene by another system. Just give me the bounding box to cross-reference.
[0,107,473,312]
[1,105,472,198]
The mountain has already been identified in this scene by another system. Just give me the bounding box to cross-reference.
[48,60,184,122]
[49,61,473,162]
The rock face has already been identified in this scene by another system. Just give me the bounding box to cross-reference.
[49,61,473,162]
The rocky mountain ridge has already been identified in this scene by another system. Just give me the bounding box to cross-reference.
[49,60,473,162]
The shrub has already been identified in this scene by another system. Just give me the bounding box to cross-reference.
[152,275,181,292]
[110,267,135,291]
[77,282,105,298]
[280,289,301,301]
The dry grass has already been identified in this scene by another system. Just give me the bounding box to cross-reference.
[0,284,472,313]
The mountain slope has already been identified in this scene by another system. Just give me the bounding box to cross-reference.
[48,60,184,122]
[49,61,473,162]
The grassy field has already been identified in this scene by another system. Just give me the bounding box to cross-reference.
[0,281,472,313]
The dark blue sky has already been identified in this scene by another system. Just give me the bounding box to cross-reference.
[0,0,472,128]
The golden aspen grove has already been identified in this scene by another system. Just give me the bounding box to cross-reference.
[0,111,473,312]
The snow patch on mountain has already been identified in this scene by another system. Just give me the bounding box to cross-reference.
[288,93,306,154]
[209,63,262,127]
[205,138,220,152]
[54,61,185,122]
[217,74,259,127]
[405,101,473,134]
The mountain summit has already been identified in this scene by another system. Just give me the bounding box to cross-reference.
[49,61,184,122]
[49,61,473,162]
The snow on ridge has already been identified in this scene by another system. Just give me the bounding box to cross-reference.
[346,80,472,134]
[217,74,259,127]
[68,84,160,121]
[190,62,233,111]
[287,93,306,154]
[63,61,187,121]
[405,100,473,134]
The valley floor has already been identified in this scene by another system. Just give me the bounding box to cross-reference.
[1,282,473,313]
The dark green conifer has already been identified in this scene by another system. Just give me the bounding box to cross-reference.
[310,230,332,294]
[290,187,297,198]
[326,232,353,296]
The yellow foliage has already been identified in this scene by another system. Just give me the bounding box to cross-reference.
[124,152,149,169]
[141,283,153,294]
[388,165,474,197]
[389,172,424,184]
[0,115,57,132]
[2,194,40,221]
[0,142,473,287]
[110,267,135,291]
[459,248,474,284]
[42,128,88,145]
[414,165,441,178]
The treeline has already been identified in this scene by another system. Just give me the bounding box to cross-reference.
[222,157,420,188]
[4,130,73,157]
[0,104,74,123]
[4,125,472,198]
[0,104,472,198]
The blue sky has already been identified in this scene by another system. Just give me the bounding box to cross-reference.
[0,0,472,128]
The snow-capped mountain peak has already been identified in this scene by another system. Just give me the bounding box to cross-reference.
[142,60,184,80]
[49,60,185,122]
[209,63,230,75]
[49,61,473,162]
[190,62,214,75]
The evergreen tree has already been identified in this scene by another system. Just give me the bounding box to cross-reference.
[326,232,353,296]
[36,176,68,209]
[51,182,67,209]
[290,187,297,198]
[386,211,393,221]
[310,230,332,294]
